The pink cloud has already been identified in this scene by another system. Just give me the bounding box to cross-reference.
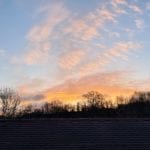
[111,0,127,7]
[58,50,85,70]
[10,0,145,101]
[24,42,51,65]
[129,5,143,14]
[78,41,142,77]
[107,41,141,58]
[17,70,150,104]
[32,70,136,104]
[18,78,46,95]
[23,2,69,65]
[15,0,143,67]
[63,6,117,41]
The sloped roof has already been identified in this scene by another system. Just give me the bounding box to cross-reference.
[1,119,150,150]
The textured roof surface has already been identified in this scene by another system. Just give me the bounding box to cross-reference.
[0,119,150,150]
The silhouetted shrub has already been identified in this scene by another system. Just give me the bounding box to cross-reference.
[1,90,150,119]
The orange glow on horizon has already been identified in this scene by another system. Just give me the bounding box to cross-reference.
[43,86,135,104]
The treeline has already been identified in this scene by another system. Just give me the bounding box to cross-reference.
[1,88,150,118]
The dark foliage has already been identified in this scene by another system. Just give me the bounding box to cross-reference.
[1,90,150,119]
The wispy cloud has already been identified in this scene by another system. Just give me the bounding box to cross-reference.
[105,41,141,60]
[129,4,143,14]
[58,49,85,70]
[127,78,150,91]
[63,6,117,41]
[109,32,120,38]
[25,70,135,104]
[134,19,144,29]
[10,0,147,104]
[13,0,143,67]
[18,78,46,95]
[79,41,142,77]
[19,70,150,104]
[23,2,69,65]
[111,0,127,8]
[124,28,135,37]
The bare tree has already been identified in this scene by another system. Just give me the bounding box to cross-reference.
[104,100,113,108]
[116,96,128,106]
[130,92,150,103]
[64,104,75,112]
[0,88,21,117]
[42,102,51,114]
[82,91,105,109]
[42,100,63,114]
[22,104,34,114]
[76,102,82,112]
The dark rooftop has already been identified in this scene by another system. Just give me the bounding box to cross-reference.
[1,118,150,150]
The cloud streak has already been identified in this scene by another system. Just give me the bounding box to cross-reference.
[9,0,147,104]
[14,0,143,68]
[23,70,136,104]
[135,19,144,29]
[19,70,150,104]
[79,41,142,77]
[23,2,70,65]
[59,49,85,70]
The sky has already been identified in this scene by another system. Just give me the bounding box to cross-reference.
[0,0,150,105]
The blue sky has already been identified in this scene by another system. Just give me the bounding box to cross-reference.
[0,0,150,104]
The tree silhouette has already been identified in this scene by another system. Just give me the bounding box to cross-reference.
[82,91,105,109]
[1,88,150,119]
[0,87,21,117]
[43,100,63,114]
